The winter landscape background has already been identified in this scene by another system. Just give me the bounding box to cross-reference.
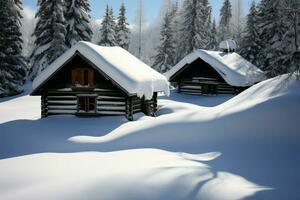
[1,0,300,97]
[0,0,300,200]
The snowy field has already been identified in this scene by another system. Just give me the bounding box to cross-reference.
[0,75,299,200]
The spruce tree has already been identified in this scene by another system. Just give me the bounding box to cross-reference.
[152,12,175,73]
[256,0,293,76]
[30,0,67,78]
[219,0,233,41]
[170,1,182,63]
[99,5,117,46]
[65,0,93,47]
[0,0,27,97]
[116,3,130,50]
[240,1,261,67]
[177,0,212,59]
[199,0,212,49]
[209,18,218,50]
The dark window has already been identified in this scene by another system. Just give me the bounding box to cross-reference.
[72,68,94,86]
[84,70,89,85]
[78,96,96,113]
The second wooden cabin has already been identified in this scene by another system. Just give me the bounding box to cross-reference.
[31,41,169,121]
[165,49,265,95]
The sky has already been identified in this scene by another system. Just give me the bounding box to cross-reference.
[23,0,259,23]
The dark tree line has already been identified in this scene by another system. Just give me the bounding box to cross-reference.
[0,0,27,97]
[241,0,300,77]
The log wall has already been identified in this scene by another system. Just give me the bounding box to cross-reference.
[178,77,244,95]
[41,89,158,121]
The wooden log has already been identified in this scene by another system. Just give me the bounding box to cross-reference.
[153,92,158,113]
[97,101,125,106]
[48,110,77,114]
[41,94,48,118]
[97,106,126,111]
[125,97,133,121]
[98,111,125,115]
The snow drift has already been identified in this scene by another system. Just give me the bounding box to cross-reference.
[0,75,299,200]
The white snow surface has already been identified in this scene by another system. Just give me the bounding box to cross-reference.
[165,49,266,87]
[1,75,300,200]
[32,41,169,99]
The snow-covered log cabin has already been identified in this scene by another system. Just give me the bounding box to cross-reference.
[165,49,265,95]
[31,42,169,121]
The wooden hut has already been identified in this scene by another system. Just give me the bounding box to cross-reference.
[31,42,169,121]
[165,50,265,95]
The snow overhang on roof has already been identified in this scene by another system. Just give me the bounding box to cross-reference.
[165,49,266,87]
[32,41,169,99]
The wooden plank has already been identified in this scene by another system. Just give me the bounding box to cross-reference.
[181,85,202,89]
[180,89,202,93]
[97,106,126,110]
[180,92,203,95]
[47,96,76,99]
[48,110,77,114]
[48,105,77,110]
[98,111,125,115]
[133,109,141,113]
[97,101,125,106]
[97,96,125,100]
[126,97,133,121]
[133,104,141,109]
[48,100,77,104]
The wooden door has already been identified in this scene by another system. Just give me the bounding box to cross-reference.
[78,96,96,113]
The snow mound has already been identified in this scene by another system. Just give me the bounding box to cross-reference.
[32,41,169,99]
[217,74,300,114]
[165,49,265,87]
[0,75,299,200]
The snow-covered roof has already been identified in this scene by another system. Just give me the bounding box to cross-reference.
[32,41,169,99]
[165,49,266,87]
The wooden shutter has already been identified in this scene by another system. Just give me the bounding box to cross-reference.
[88,69,94,86]
[72,68,93,86]
[72,69,84,86]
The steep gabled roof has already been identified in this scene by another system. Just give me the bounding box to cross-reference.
[165,50,266,87]
[32,42,169,99]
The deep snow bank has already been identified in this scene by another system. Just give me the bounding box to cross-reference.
[0,75,299,200]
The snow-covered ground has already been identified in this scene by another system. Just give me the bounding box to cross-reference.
[0,75,299,200]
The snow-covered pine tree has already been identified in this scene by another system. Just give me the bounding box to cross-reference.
[199,0,213,49]
[116,3,130,50]
[152,11,175,73]
[170,0,182,64]
[177,0,212,59]
[0,0,27,97]
[209,18,218,50]
[14,0,23,19]
[256,0,294,76]
[219,0,233,41]
[286,0,300,76]
[30,0,67,78]
[65,0,93,47]
[99,5,117,46]
[239,1,261,67]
